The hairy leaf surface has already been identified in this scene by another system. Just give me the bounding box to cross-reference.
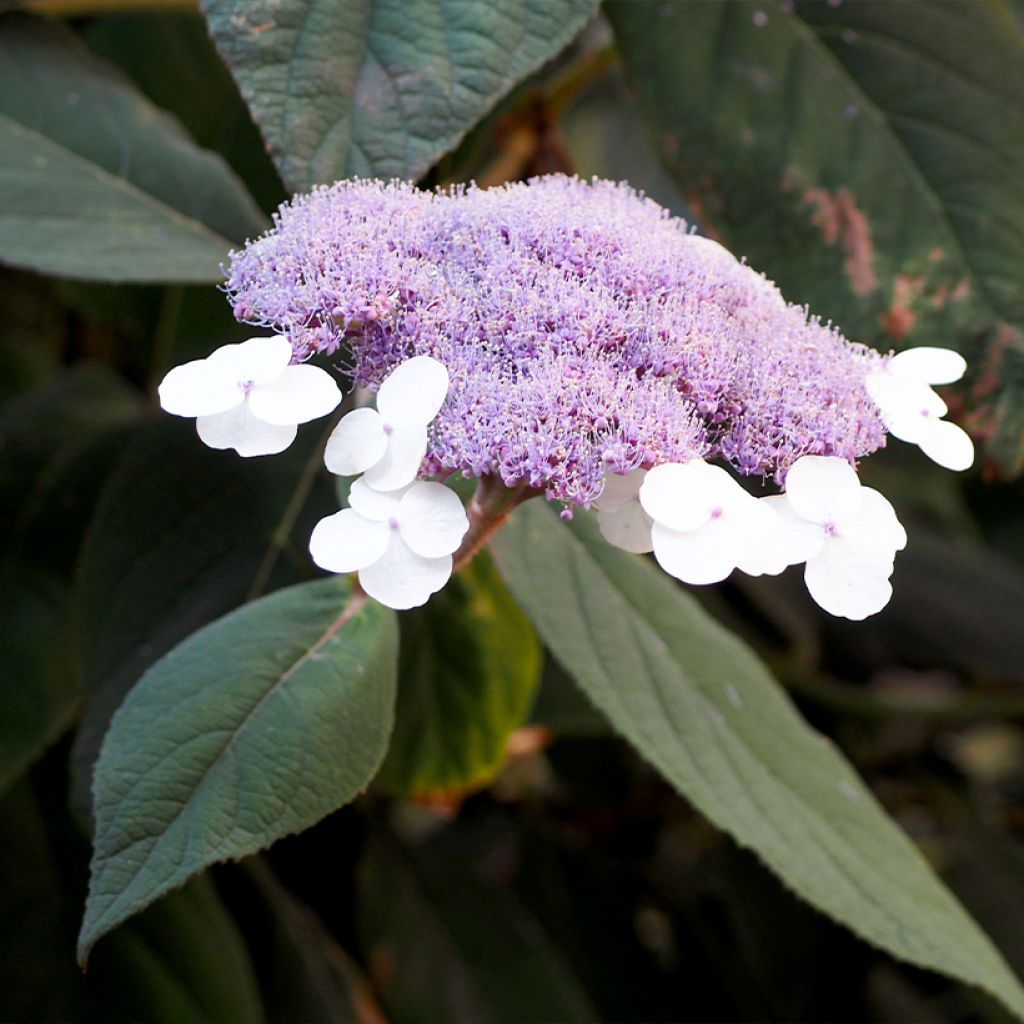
[201,0,599,190]
[491,503,1024,1018]
[78,578,398,963]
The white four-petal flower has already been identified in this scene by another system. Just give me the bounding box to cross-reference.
[309,477,469,610]
[324,356,450,491]
[639,460,787,585]
[158,335,341,457]
[764,455,907,620]
[865,346,974,471]
[596,469,654,554]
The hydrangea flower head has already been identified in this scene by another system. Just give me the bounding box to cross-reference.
[225,176,890,502]
[149,176,976,618]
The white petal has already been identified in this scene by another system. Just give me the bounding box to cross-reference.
[889,347,966,385]
[324,408,389,476]
[397,482,470,558]
[866,374,946,443]
[804,541,894,620]
[640,461,733,532]
[597,500,655,554]
[207,336,293,385]
[783,456,863,525]
[759,495,825,565]
[196,402,297,457]
[359,534,452,610]
[309,508,390,573]
[598,469,646,513]
[376,356,450,426]
[158,358,243,418]
[917,418,975,471]
[733,497,791,577]
[348,476,406,522]
[651,517,739,585]
[847,488,908,554]
[248,364,341,426]
[363,422,428,492]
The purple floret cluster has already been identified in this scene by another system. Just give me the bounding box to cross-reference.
[224,175,887,505]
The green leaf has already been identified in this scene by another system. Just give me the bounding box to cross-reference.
[606,0,1024,468]
[490,502,1024,1019]
[0,571,80,799]
[201,0,600,190]
[83,12,286,214]
[0,12,268,282]
[78,577,398,964]
[0,781,265,1024]
[0,367,140,798]
[234,859,387,1024]
[377,554,541,798]
[88,876,265,1024]
[70,417,334,825]
[358,828,595,1024]
[0,363,140,546]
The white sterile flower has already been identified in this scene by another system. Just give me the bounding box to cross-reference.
[865,346,974,471]
[765,455,907,621]
[324,356,450,491]
[596,469,654,553]
[158,335,341,457]
[308,476,469,610]
[638,460,787,585]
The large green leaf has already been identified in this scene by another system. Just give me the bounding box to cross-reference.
[84,12,286,214]
[377,554,541,798]
[201,0,600,190]
[490,502,1024,1019]
[70,417,334,824]
[0,367,139,798]
[606,0,1024,469]
[0,13,267,282]
[0,781,265,1024]
[358,829,595,1024]
[78,577,398,963]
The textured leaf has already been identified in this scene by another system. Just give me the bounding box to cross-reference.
[490,502,1024,1019]
[358,829,595,1024]
[78,577,398,963]
[70,417,334,824]
[606,0,1024,469]
[0,13,267,282]
[201,0,600,190]
[377,554,541,798]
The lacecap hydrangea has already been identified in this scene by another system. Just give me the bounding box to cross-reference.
[159,175,974,616]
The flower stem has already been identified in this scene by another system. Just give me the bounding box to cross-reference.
[452,476,540,572]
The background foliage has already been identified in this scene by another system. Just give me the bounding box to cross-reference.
[2,1,1024,1021]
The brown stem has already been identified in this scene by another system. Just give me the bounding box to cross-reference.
[452,477,541,572]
